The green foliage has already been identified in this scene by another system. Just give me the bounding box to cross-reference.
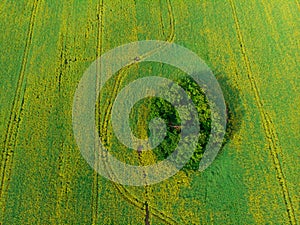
[148,76,212,172]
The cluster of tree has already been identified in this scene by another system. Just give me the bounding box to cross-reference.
[147,76,212,172]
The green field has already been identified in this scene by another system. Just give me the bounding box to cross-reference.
[0,0,299,224]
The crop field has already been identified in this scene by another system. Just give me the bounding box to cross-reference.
[0,0,299,224]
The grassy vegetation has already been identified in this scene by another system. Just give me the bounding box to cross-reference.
[0,0,299,224]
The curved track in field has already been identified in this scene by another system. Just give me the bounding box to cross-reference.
[98,0,178,224]
[0,0,39,221]
[229,0,296,224]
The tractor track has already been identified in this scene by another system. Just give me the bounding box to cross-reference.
[229,0,296,224]
[0,0,39,221]
[91,0,104,224]
[101,150,179,225]
[54,1,74,222]
[159,0,166,38]
[98,0,178,224]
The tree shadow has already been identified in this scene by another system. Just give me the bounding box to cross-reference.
[214,71,245,150]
